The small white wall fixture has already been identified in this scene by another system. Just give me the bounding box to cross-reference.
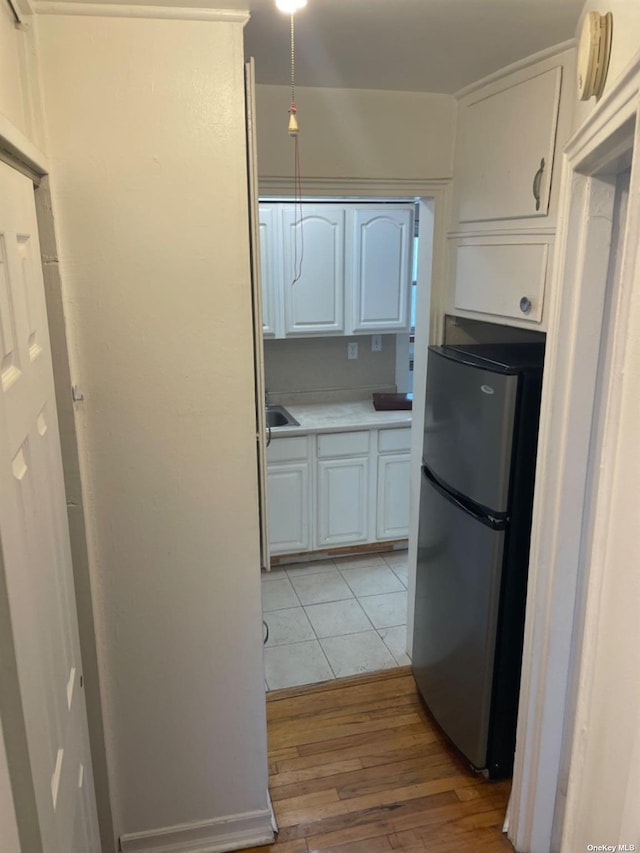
[509,50,640,853]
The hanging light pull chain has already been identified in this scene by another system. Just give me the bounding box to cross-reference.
[288,13,299,135]
[287,10,303,285]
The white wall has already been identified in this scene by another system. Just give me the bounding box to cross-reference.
[36,11,270,847]
[256,84,455,181]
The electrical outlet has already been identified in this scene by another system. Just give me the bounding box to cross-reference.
[371,335,382,352]
[347,342,358,360]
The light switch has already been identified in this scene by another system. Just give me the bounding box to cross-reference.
[371,335,382,352]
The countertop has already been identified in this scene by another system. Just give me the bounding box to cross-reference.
[269,400,412,437]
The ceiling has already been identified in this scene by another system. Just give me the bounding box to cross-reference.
[238,0,584,94]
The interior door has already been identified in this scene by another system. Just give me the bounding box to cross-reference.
[0,160,100,851]
[245,58,270,570]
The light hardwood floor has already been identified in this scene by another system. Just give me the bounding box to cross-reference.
[240,667,514,853]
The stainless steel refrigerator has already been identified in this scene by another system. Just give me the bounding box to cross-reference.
[412,342,544,778]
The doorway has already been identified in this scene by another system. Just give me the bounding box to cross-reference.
[259,195,436,690]
[508,68,640,850]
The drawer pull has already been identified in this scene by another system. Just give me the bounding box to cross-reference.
[520,296,532,314]
[532,158,545,211]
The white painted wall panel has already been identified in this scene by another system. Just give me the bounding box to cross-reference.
[255,84,456,181]
[36,13,269,845]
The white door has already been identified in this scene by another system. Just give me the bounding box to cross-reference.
[282,205,345,336]
[0,161,100,851]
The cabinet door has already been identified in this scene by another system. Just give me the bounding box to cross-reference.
[377,453,410,540]
[258,204,281,337]
[267,462,310,554]
[282,205,345,335]
[453,239,549,324]
[456,67,562,223]
[317,457,368,547]
[350,207,413,332]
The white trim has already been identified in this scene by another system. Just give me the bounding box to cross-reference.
[0,114,48,177]
[258,176,449,199]
[119,808,275,853]
[32,2,250,23]
[447,226,556,239]
[508,48,640,853]
[454,40,575,100]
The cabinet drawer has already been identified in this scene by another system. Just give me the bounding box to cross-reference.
[453,241,548,323]
[267,435,308,463]
[378,428,411,453]
[317,430,370,458]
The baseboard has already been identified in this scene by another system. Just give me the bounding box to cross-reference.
[270,538,408,566]
[119,808,275,853]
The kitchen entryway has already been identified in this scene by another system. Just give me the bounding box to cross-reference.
[263,550,409,690]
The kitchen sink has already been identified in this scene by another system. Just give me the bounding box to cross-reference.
[266,405,299,428]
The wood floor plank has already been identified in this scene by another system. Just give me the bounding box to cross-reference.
[272,751,462,804]
[274,774,478,828]
[299,791,460,849]
[303,792,507,850]
[269,711,423,752]
[238,669,512,853]
[274,725,438,774]
[269,758,364,790]
[308,836,393,853]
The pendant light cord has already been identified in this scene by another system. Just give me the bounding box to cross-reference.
[289,12,304,285]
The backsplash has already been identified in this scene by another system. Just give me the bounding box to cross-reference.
[264,335,397,404]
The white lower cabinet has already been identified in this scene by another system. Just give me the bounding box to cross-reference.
[266,437,311,554]
[316,430,370,548]
[317,457,369,547]
[376,428,411,541]
[377,453,411,540]
[267,426,410,557]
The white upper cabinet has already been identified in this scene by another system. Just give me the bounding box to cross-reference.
[348,206,413,333]
[259,201,414,338]
[258,204,281,337]
[455,67,562,224]
[447,48,575,330]
[281,205,345,336]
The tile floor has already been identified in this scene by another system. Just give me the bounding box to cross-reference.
[262,549,410,690]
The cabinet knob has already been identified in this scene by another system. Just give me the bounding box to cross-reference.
[520,296,532,314]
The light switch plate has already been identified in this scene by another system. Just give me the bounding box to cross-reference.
[371,335,382,352]
[347,342,358,360]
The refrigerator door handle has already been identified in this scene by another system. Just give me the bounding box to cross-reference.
[422,466,507,531]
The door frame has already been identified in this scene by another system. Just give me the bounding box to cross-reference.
[508,53,640,852]
[258,177,450,656]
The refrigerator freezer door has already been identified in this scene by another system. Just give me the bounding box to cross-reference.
[412,469,506,770]
[423,348,519,515]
